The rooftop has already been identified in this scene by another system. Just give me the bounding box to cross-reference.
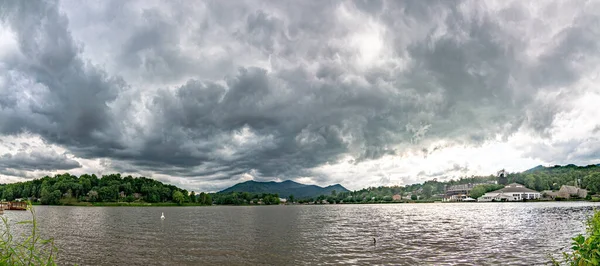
[490,183,539,193]
[560,185,584,194]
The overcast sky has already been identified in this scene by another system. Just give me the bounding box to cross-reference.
[1,0,599,192]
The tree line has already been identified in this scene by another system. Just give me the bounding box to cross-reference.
[1,164,598,206]
[211,192,281,205]
[0,173,212,205]
[287,164,600,203]
[503,164,600,193]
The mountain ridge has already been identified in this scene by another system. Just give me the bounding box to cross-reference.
[219,180,349,199]
[523,164,600,173]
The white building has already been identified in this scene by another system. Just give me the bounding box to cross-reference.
[478,183,541,202]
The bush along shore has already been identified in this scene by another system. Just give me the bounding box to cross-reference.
[552,208,600,265]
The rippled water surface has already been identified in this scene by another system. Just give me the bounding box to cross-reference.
[3,202,597,265]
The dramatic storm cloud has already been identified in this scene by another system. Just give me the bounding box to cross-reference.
[1,0,599,191]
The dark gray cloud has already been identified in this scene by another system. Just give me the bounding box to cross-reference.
[0,0,124,149]
[1,0,599,190]
[0,150,81,172]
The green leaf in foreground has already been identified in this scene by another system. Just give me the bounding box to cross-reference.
[553,209,600,265]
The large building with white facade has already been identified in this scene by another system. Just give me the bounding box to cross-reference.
[478,183,541,202]
[444,180,497,201]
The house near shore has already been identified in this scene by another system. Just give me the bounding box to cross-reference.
[541,190,559,200]
[392,194,401,201]
[558,185,587,199]
[478,183,541,202]
[444,183,475,201]
[444,180,497,201]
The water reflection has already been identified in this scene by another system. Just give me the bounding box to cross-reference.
[0,202,595,265]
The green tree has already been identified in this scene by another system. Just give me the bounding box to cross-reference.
[40,189,61,205]
[98,186,118,202]
[262,194,281,205]
[121,182,133,196]
[181,190,190,203]
[410,194,417,200]
[2,187,14,201]
[204,194,212,205]
[22,183,31,199]
[190,191,196,203]
[145,186,160,203]
[469,185,488,199]
[125,195,135,202]
[288,194,295,203]
[422,185,433,199]
[584,173,600,194]
[199,192,206,205]
[79,177,92,193]
[242,192,252,202]
[172,191,185,205]
[160,187,171,202]
[263,195,273,205]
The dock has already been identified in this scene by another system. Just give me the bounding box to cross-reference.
[0,201,28,212]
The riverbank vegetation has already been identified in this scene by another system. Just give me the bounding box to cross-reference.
[0,203,58,265]
[553,209,600,265]
[212,192,281,205]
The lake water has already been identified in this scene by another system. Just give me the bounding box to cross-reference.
[2,202,596,265]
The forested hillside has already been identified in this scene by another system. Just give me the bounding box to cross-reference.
[505,164,600,192]
[0,173,211,205]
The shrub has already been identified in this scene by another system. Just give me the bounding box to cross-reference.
[0,202,58,265]
[553,209,600,265]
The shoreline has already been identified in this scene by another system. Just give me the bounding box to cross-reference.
[31,202,211,207]
[26,199,595,207]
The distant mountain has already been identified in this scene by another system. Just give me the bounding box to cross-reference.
[523,165,546,173]
[523,164,600,174]
[218,180,349,199]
